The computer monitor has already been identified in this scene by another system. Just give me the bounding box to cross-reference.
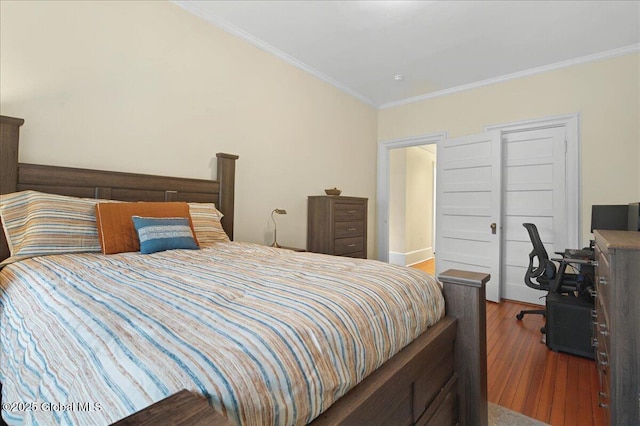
[628,202,640,231]
[590,205,628,232]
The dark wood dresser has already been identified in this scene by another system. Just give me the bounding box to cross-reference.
[593,230,640,425]
[307,196,367,258]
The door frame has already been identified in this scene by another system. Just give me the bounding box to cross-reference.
[485,113,581,251]
[377,132,447,262]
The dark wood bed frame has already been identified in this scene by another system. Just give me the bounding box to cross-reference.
[0,115,488,426]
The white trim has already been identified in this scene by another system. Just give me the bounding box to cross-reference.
[377,132,446,262]
[389,247,434,267]
[484,113,582,248]
[388,252,406,266]
[171,0,377,108]
[377,44,639,109]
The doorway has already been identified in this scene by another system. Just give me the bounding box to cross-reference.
[388,145,437,266]
[487,114,580,304]
[377,132,446,264]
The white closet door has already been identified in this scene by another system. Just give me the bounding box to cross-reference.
[436,131,502,302]
[501,127,568,304]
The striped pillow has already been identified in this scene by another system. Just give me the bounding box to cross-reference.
[188,203,230,245]
[132,216,199,254]
[0,190,104,259]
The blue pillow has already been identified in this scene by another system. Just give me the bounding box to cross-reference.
[131,216,199,254]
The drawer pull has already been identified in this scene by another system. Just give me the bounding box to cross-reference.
[597,391,608,408]
[598,322,608,336]
[591,309,597,319]
[348,228,356,231]
[589,289,597,298]
[599,276,607,286]
[592,338,599,348]
[598,351,608,366]
[347,210,357,214]
[347,244,356,247]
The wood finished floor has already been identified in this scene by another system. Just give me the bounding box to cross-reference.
[412,259,606,426]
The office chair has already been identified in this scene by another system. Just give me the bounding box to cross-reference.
[516,223,581,322]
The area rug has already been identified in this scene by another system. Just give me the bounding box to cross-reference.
[489,402,550,426]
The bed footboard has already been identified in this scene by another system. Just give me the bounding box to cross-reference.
[310,316,458,425]
[310,269,488,426]
[440,269,489,426]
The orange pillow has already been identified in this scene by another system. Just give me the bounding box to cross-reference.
[95,202,198,254]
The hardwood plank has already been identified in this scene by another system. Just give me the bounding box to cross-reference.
[564,356,581,426]
[577,359,594,426]
[412,259,435,275]
[532,350,557,421]
[516,333,547,417]
[495,325,531,408]
[488,305,532,405]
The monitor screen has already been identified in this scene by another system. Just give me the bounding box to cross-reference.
[590,205,628,232]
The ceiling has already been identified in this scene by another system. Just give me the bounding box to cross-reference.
[174,1,640,108]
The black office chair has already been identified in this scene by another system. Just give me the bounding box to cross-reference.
[516,223,581,322]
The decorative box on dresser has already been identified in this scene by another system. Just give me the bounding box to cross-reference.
[593,230,640,426]
[307,196,367,258]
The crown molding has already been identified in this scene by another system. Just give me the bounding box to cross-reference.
[171,0,377,108]
[380,43,640,109]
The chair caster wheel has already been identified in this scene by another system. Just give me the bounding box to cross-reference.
[516,313,524,320]
[540,327,546,334]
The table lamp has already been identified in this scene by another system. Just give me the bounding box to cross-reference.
[271,208,287,248]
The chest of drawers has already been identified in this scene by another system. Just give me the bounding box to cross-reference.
[307,196,367,258]
[593,230,640,425]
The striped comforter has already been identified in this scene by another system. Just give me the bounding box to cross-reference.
[0,242,444,425]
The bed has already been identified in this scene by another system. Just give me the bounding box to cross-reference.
[0,115,488,426]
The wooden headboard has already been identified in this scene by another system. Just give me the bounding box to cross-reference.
[0,115,239,262]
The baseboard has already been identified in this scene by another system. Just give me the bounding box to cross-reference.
[389,247,433,266]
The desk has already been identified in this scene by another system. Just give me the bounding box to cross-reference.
[563,248,594,260]
[555,248,593,292]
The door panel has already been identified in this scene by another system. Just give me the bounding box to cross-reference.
[436,131,501,302]
[501,127,567,304]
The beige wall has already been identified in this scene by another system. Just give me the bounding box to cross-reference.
[379,53,640,244]
[389,149,406,253]
[406,147,435,254]
[0,1,378,254]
